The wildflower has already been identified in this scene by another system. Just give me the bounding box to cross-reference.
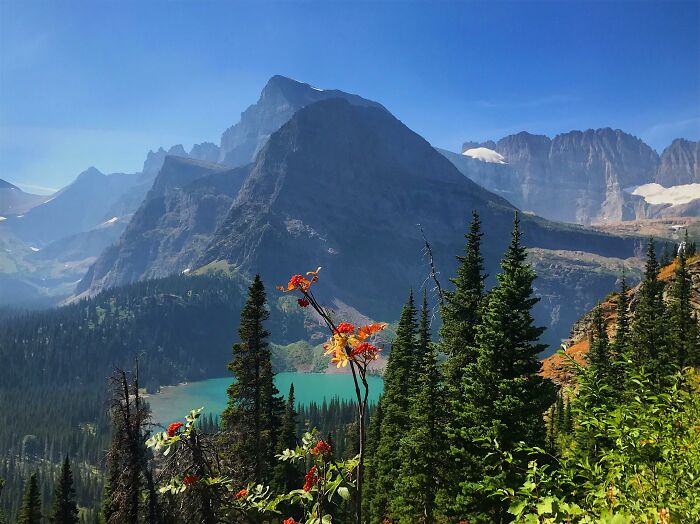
[235,488,248,499]
[335,322,355,334]
[303,465,318,492]
[351,342,380,357]
[182,475,200,486]
[357,322,388,340]
[310,439,332,456]
[283,519,301,524]
[166,422,184,437]
[297,298,310,307]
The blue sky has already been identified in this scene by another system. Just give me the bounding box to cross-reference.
[1,0,698,193]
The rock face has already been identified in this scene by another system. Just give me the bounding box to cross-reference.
[217,75,385,166]
[76,157,248,295]
[197,98,641,346]
[444,131,699,225]
[656,139,700,186]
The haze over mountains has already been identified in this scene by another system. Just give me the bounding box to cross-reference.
[441,130,700,225]
[0,75,696,346]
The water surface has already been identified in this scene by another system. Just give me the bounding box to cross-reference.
[148,371,384,425]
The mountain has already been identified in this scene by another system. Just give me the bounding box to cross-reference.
[0,179,47,216]
[217,75,386,166]
[196,98,641,346]
[76,157,248,295]
[0,167,139,246]
[656,138,699,186]
[444,131,699,225]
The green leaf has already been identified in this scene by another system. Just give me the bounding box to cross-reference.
[337,486,350,501]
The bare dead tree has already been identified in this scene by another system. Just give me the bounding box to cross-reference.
[418,224,445,324]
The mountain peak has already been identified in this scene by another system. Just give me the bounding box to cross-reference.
[75,167,105,182]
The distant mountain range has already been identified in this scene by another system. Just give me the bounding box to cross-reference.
[0,180,46,216]
[0,75,696,348]
[440,131,699,225]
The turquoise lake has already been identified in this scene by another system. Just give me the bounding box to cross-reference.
[147,372,384,425]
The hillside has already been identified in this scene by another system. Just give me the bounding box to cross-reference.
[542,252,700,384]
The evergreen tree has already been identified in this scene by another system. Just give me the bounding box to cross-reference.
[392,292,442,523]
[220,275,280,484]
[272,384,301,493]
[441,210,487,387]
[609,272,631,391]
[438,211,487,512]
[586,304,612,388]
[18,473,42,524]
[51,456,79,524]
[368,291,418,522]
[451,212,556,521]
[629,239,672,382]
[0,479,5,524]
[362,400,382,521]
[660,242,671,267]
[668,246,698,367]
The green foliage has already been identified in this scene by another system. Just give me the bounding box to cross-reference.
[50,456,78,524]
[219,275,282,484]
[366,291,418,522]
[450,212,556,520]
[392,292,444,523]
[629,239,672,383]
[273,384,303,495]
[669,247,699,367]
[18,473,42,524]
[483,367,700,523]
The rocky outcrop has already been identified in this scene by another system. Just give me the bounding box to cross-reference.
[446,130,700,225]
[217,75,385,166]
[656,138,700,186]
[76,157,248,295]
[542,252,700,384]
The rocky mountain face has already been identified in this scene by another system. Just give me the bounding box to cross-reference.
[0,180,47,216]
[656,138,699,186]
[76,157,249,295]
[194,99,641,347]
[444,132,699,225]
[218,75,385,166]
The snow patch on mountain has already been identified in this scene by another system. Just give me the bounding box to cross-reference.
[462,147,507,164]
[629,183,700,206]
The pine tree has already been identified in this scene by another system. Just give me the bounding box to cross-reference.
[18,473,42,524]
[272,384,301,493]
[629,239,672,382]
[220,275,280,484]
[51,456,79,524]
[362,400,382,521]
[392,292,442,523]
[586,304,612,388]
[668,246,698,367]
[438,211,487,513]
[452,212,556,520]
[0,479,5,524]
[368,291,418,523]
[441,210,486,387]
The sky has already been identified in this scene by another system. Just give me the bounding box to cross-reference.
[1,0,698,194]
